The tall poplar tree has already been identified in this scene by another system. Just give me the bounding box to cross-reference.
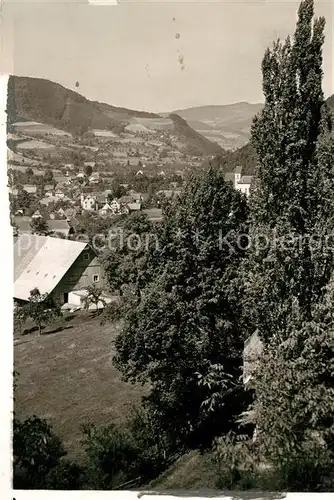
[242,0,334,485]
[244,0,334,344]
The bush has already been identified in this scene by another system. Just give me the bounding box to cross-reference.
[13,416,67,489]
[213,432,261,490]
[126,406,174,477]
[212,430,334,492]
[80,408,178,490]
[43,460,85,490]
[80,422,140,489]
[272,443,334,492]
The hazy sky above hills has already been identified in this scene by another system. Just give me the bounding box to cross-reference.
[1,0,333,112]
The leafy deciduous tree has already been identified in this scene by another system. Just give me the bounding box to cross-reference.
[22,288,62,335]
[113,166,250,447]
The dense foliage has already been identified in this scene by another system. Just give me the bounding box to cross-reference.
[112,167,251,448]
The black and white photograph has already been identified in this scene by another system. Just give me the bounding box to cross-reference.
[1,0,334,494]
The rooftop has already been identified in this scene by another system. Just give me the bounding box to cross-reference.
[128,202,141,211]
[143,208,163,221]
[14,235,89,301]
[48,220,71,234]
[238,175,253,185]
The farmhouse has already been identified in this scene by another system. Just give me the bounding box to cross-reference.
[31,210,42,219]
[54,188,66,199]
[14,234,104,305]
[156,189,182,199]
[128,191,149,203]
[40,195,61,206]
[14,216,72,236]
[89,173,100,184]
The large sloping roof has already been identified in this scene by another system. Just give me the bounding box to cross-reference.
[14,235,88,300]
[14,234,47,281]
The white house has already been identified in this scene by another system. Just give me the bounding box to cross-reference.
[55,189,65,199]
[127,202,141,212]
[31,210,42,219]
[236,175,252,197]
[99,203,113,216]
[108,199,122,214]
[89,173,100,184]
[81,194,97,211]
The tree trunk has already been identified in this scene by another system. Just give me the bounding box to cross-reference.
[38,323,42,335]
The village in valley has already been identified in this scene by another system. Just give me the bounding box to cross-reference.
[10,94,253,313]
[8,0,334,493]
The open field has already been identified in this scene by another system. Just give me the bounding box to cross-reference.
[14,312,144,461]
[134,117,174,131]
[16,140,55,150]
[125,123,156,134]
[92,129,118,138]
[13,121,71,137]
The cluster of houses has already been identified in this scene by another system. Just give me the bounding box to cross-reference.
[80,190,149,215]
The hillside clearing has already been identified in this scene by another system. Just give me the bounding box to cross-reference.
[14,313,144,461]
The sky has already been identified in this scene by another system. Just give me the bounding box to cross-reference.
[1,0,333,112]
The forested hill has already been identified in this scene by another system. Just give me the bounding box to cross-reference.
[7,75,224,157]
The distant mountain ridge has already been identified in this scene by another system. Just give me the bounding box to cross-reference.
[7,75,223,157]
[173,95,334,151]
[218,94,334,176]
[172,102,264,150]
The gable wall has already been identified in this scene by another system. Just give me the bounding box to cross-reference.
[51,248,105,304]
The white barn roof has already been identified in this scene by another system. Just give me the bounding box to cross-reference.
[14,235,88,301]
